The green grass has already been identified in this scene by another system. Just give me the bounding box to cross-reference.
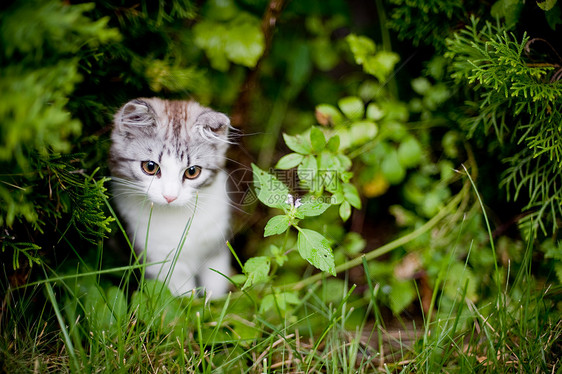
[1,183,561,373]
[1,263,560,372]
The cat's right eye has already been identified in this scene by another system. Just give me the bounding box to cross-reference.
[141,161,160,176]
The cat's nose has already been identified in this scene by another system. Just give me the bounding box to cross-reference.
[163,195,177,203]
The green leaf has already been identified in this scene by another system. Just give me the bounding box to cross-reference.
[275,153,304,169]
[545,5,562,28]
[242,256,270,290]
[317,156,340,192]
[366,103,384,121]
[297,198,331,217]
[543,239,562,260]
[310,127,326,153]
[224,17,265,67]
[346,34,376,65]
[318,150,337,171]
[264,215,291,237]
[424,84,451,109]
[421,190,446,218]
[388,280,416,315]
[363,51,400,83]
[491,0,524,28]
[336,129,352,150]
[298,155,318,191]
[338,96,364,121]
[283,133,313,155]
[270,244,288,266]
[332,191,345,205]
[342,232,366,255]
[397,136,423,168]
[251,164,289,209]
[326,135,340,152]
[381,150,406,185]
[311,37,340,71]
[537,0,557,11]
[193,21,231,71]
[106,287,128,324]
[442,263,478,301]
[411,77,432,95]
[380,101,409,122]
[350,121,377,146]
[316,104,344,126]
[343,183,361,209]
[339,200,351,221]
[228,317,261,341]
[193,13,265,71]
[442,131,460,159]
[336,154,352,171]
[203,0,238,21]
[85,286,125,333]
[296,228,336,275]
[259,291,300,314]
[130,280,179,326]
[340,171,353,183]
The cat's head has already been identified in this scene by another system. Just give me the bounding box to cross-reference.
[109,98,232,207]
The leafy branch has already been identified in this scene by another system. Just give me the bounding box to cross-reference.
[446,17,562,236]
[286,181,469,291]
[251,163,336,277]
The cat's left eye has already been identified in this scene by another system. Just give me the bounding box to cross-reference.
[184,165,202,179]
[141,160,160,176]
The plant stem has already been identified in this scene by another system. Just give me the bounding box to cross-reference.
[286,183,468,291]
[461,164,498,276]
[231,0,287,128]
[227,241,244,270]
[375,0,391,54]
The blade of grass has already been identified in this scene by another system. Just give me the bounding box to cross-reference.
[461,163,505,366]
[20,263,154,290]
[43,279,79,372]
[461,164,499,277]
[208,292,232,362]
[196,311,206,372]
[305,284,356,371]
[362,256,385,366]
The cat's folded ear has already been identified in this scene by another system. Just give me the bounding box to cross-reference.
[116,99,156,128]
[194,110,233,144]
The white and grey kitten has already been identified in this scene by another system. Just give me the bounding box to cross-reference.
[109,98,232,298]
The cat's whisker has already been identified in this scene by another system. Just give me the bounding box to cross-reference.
[111,178,145,190]
[112,186,146,196]
[193,154,251,171]
[111,188,148,199]
[224,157,252,168]
[110,178,139,186]
[191,194,250,215]
[110,194,149,205]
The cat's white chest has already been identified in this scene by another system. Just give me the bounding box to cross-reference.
[113,172,231,296]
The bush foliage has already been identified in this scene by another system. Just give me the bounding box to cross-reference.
[1,0,561,371]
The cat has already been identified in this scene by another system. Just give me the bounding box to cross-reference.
[109,98,233,298]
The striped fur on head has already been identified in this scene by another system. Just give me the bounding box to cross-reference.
[109,98,232,206]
